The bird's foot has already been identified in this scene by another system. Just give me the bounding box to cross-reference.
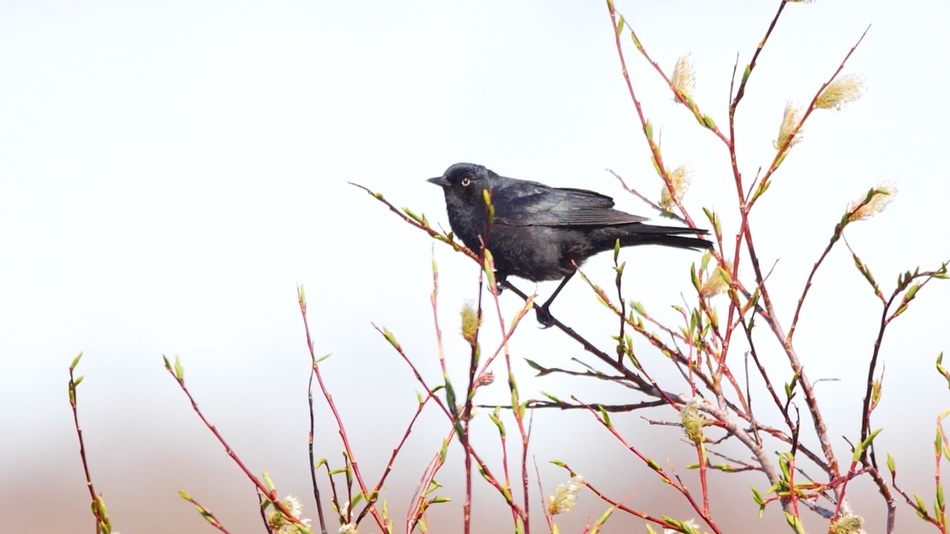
[535,305,556,329]
[495,273,508,294]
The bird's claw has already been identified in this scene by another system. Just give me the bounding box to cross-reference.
[495,273,508,294]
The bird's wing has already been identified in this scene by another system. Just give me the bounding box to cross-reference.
[493,181,648,227]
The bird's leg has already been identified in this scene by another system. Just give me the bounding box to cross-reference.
[536,271,575,328]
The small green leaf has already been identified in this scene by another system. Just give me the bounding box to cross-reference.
[382,328,400,349]
[599,405,612,428]
[778,453,791,480]
[915,493,928,518]
[481,189,494,225]
[853,428,883,462]
[444,380,457,418]
[489,408,506,437]
[852,253,881,296]
[403,207,421,223]
[784,512,805,534]
[174,356,184,380]
[904,282,921,302]
[650,152,661,176]
[262,470,275,492]
[483,249,496,289]
[752,487,765,515]
[591,506,615,530]
[525,359,550,376]
[752,178,772,202]
[717,266,732,286]
[699,250,711,271]
[629,29,642,51]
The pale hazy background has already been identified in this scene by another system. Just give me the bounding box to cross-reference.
[2,0,948,532]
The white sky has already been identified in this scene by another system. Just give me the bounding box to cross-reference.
[2,0,948,532]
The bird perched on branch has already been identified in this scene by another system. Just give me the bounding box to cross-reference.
[428,162,712,327]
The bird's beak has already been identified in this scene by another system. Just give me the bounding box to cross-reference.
[427,176,449,187]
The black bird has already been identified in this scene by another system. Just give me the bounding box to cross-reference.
[427,162,713,326]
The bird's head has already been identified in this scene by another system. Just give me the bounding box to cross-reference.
[427,163,497,209]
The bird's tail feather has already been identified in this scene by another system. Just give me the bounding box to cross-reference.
[603,224,713,251]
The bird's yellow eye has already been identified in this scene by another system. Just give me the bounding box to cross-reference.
[460,176,472,187]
